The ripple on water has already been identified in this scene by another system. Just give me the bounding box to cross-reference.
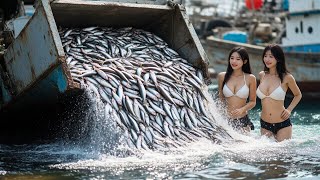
[312,114,320,120]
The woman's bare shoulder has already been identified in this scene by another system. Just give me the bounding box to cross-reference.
[217,72,226,79]
[218,72,226,76]
[258,71,265,76]
[284,73,295,82]
[244,74,256,85]
[248,73,256,79]
[244,73,256,80]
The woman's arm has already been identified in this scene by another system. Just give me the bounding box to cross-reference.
[236,75,257,115]
[258,71,265,83]
[217,72,226,101]
[244,74,257,112]
[281,74,302,119]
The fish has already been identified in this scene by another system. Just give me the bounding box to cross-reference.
[59,26,232,151]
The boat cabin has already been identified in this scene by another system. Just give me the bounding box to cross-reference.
[282,0,320,52]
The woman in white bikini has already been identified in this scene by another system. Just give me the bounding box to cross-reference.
[257,44,302,141]
[218,47,256,132]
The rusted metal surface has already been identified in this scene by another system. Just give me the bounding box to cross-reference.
[172,4,209,78]
[203,36,320,92]
[0,0,70,110]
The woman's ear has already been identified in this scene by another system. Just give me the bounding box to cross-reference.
[244,60,248,64]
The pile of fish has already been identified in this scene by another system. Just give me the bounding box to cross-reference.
[59,26,231,150]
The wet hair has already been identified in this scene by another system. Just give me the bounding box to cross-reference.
[222,46,252,86]
[262,44,289,82]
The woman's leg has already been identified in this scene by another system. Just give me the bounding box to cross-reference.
[261,128,274,138]
[276,126,292,142]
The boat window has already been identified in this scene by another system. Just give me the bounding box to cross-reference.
[308,26,313,34]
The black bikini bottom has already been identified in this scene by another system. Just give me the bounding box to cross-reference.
[260,118,292,134]
[230,115,254,130]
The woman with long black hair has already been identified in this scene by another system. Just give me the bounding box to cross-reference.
[218,47,256,132]
[257,44,302,141]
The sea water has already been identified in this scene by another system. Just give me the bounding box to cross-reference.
[1,1,317,179]
[0,93,319,179]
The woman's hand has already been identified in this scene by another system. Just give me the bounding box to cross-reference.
[281,109,291,120]
[231,107,246,117]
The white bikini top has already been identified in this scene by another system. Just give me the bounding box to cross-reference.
[257,79,286,101]
[223,74,249,99]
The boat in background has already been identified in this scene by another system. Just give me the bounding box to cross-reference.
[186,0,287,45]
[282,0,320,53]
[201,0,320,96]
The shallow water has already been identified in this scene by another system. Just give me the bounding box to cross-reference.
[0,97,319,179]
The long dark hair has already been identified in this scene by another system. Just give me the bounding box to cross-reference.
[222,46,252,86]
[262,44,289,82]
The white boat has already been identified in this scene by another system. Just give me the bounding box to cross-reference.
[282,0,320,53]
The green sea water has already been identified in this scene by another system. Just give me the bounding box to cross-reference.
[0,95,319,179]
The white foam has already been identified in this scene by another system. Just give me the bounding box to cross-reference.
[48,85,320,173]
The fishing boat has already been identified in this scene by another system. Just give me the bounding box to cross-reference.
[202,0,320,95]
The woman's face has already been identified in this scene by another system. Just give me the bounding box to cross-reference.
[229,52,244,70]
[263,50,277,68]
